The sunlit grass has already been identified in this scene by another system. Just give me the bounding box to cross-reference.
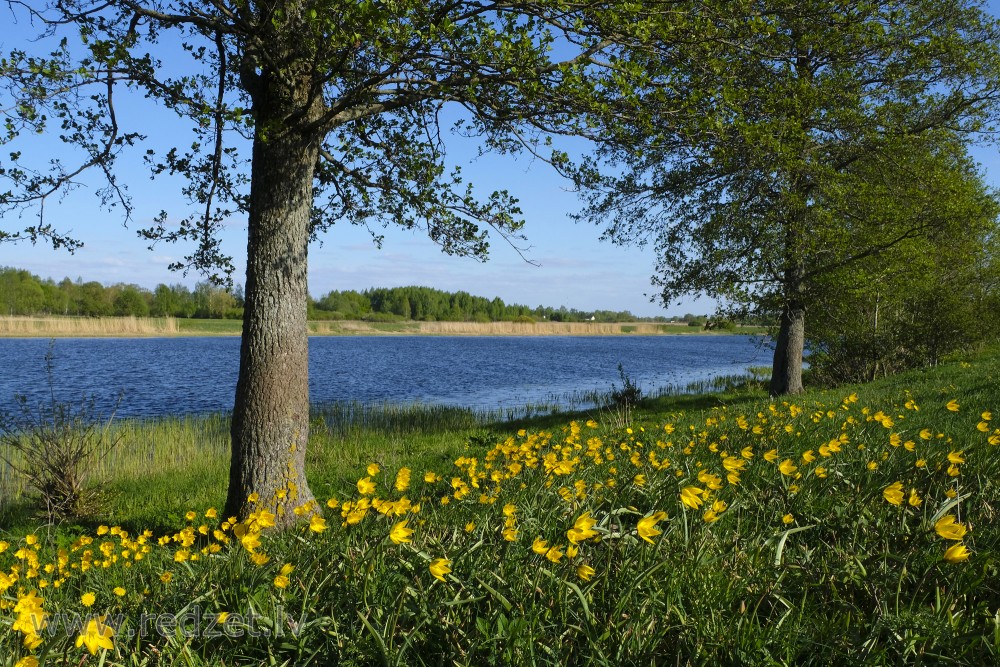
[2,350,999,664]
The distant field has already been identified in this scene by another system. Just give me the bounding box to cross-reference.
[0,315,763,337]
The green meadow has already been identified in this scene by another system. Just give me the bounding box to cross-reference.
[1,350,999,665]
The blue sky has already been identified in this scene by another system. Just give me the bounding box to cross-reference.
[2,3,1000,318]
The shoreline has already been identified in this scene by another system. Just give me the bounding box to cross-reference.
[0,315,763,338]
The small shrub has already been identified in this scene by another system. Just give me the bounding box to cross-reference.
[0,343,121,522]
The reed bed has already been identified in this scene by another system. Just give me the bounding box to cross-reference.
[0,413,231,499]
[308,320,689,336]
[2,317,757,338]
[0,316,180,337]
[0,371,763,500]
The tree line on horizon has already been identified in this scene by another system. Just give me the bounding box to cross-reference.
[0,267,707,324]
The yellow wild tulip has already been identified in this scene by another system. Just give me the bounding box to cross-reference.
[637,511,667,544]
[934,515,968,541]
[882,482,904,506]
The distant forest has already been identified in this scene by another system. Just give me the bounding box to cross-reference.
[0,267,704,323]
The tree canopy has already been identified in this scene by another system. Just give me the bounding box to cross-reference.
[0,0,656,525]
[573,0,1000,394]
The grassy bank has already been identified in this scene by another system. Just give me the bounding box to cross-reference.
[1,351,998,664]
[0,315,764,337]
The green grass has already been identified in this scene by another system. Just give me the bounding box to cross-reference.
[2,349,1000,664]
[175,318,243,335]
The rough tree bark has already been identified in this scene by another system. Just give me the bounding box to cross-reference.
[770,209,807,396]
[224,61,322,526]
[770,298,806,396]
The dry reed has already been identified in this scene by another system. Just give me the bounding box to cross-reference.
[0,316,180,337]
[308,320,684,336]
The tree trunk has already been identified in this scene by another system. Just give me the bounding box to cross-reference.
[224,73,320,527]
[771,216,807,396]
[770,300,805,396]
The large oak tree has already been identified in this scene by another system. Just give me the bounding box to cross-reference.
[573,0,1000,395]
[0,0,644,525]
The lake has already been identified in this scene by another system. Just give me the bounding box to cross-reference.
[0,335,769,418]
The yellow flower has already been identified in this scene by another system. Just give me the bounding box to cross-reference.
[934,515,968,541]
[637,511,667,544]
[76,616,114,655]
[782,514,795,525]
[577,564,596,581]
[531,537,549,555]
[367,463,381,476]
[309,515,328,533]
[679,486,705,509]
[919,428,933,440]
[205,507,218,519]
[357,477,376,495]
[943,543,970,563]
[544,546,564,563]
[567,512,599,544]
[502,527,518,542]
[882,482,904,506]
[160,572,173,584]
[395,467,411,492]
[946,400,960,412]
[254,510,276,528]
[764,449,778,462]
[15,657,40,667]
[247,492,259,503]
[389,519,413,544]
[80,591,96,607]
[429,558,452,582]
[185,511,197,521]
[947,450,965,464]
[113,587,126,597]
[216,611,230,624]
[273,563,294,589]
[778,459,798,476]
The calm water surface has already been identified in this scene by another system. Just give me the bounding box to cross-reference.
[0,336,768,417]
